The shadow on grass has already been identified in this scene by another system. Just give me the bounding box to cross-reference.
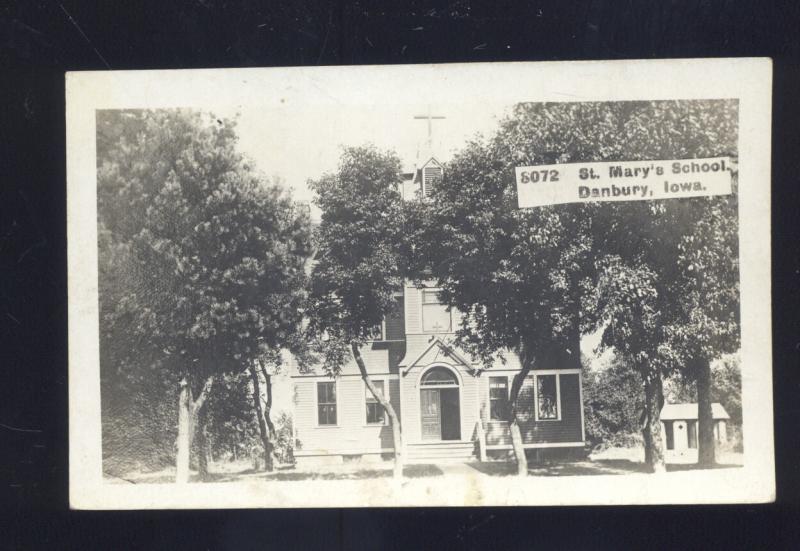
[466,459,648,477]
[202,463,444,483]
[466,459,743,477]
[108,458,743,484]
[665,462,743,472]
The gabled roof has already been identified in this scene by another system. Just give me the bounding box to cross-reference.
[660,403,730,421]
[399,337,474,375]
[420,157,443,169]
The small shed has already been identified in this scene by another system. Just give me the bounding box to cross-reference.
[660,403,730,462]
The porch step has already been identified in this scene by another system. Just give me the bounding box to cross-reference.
[405,441,476,463]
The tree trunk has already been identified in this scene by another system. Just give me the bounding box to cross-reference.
[641,370,666,473]
[258,363,277,471]
[351,342,403,479]
[249,364,274,472]
[507,343,535,477]
[176,378,193,484]
[696,356,715,468]
[175,375,214,484]
[508,367,531,476]
[196,407,210,478]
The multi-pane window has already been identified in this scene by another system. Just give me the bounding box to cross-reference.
[536,374,559,420]
[489,377,509,421]
[365,380,386,425]
[317,381,337,426]
[369,320,384,341]
[422,289,452,333]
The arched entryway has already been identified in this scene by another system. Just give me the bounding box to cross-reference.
[419,365,461,441]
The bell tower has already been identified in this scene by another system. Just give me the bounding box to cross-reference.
[412,108,446,199]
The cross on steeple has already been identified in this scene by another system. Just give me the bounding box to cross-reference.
[413,107,446,151]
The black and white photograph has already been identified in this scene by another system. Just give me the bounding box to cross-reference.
[67,59,774,508]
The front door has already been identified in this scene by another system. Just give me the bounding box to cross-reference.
[440,388,461,440]
[420,389,441,440]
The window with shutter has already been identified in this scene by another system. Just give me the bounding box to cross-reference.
[423,165,443,198]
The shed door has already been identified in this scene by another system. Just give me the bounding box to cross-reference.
[421,389,441,440]
[674,421,688,451]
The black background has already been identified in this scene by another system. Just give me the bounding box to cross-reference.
[1,1,799,549]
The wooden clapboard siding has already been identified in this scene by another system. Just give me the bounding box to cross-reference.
[404,285,422,334]
[459,371,480,442]
[295,341,404,378]
[291,275,586,458]
[293,377,401,455]
[400,370,422,443]
[483,373,583,446]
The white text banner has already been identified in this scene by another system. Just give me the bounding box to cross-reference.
[515,157,733,208]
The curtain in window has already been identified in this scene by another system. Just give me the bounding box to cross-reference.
[536,375,558,420]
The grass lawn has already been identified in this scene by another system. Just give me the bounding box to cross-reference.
[105,445,743,484]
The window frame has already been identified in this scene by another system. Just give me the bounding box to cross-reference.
[421,288,453,333]
[364,379,388,426]
[534,373,562,422]
[488,376,510,421]
[316,380,338,427]
[368,319,386,342]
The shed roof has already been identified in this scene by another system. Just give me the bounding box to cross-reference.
[660,403,730,421]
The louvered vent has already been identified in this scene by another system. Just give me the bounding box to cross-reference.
[423,165,443,198]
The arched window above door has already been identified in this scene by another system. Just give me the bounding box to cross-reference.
[420,366,458,387]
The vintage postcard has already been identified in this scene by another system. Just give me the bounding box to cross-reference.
[67,58,774,509]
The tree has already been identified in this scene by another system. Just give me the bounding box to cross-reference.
[587,256,670,470]
[307,146,407,479]
[97,109,311,482]
[416,115,596,475]
[586,100,740,469]
[247,349,286,472]
[420,100,738,474]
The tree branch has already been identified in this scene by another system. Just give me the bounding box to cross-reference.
[257,362,277,438]
[192,375,214,411]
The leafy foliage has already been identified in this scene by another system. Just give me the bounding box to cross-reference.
[417,105,605,367]
[306,145,407,477]
[582,355,644,449]
[97,109,311,472]
[307,145,406,361]
[272,411,295,464]
[418,100,739,471]
[98,109,311,382]
[583,100,740,373]
[201,371,261,462]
